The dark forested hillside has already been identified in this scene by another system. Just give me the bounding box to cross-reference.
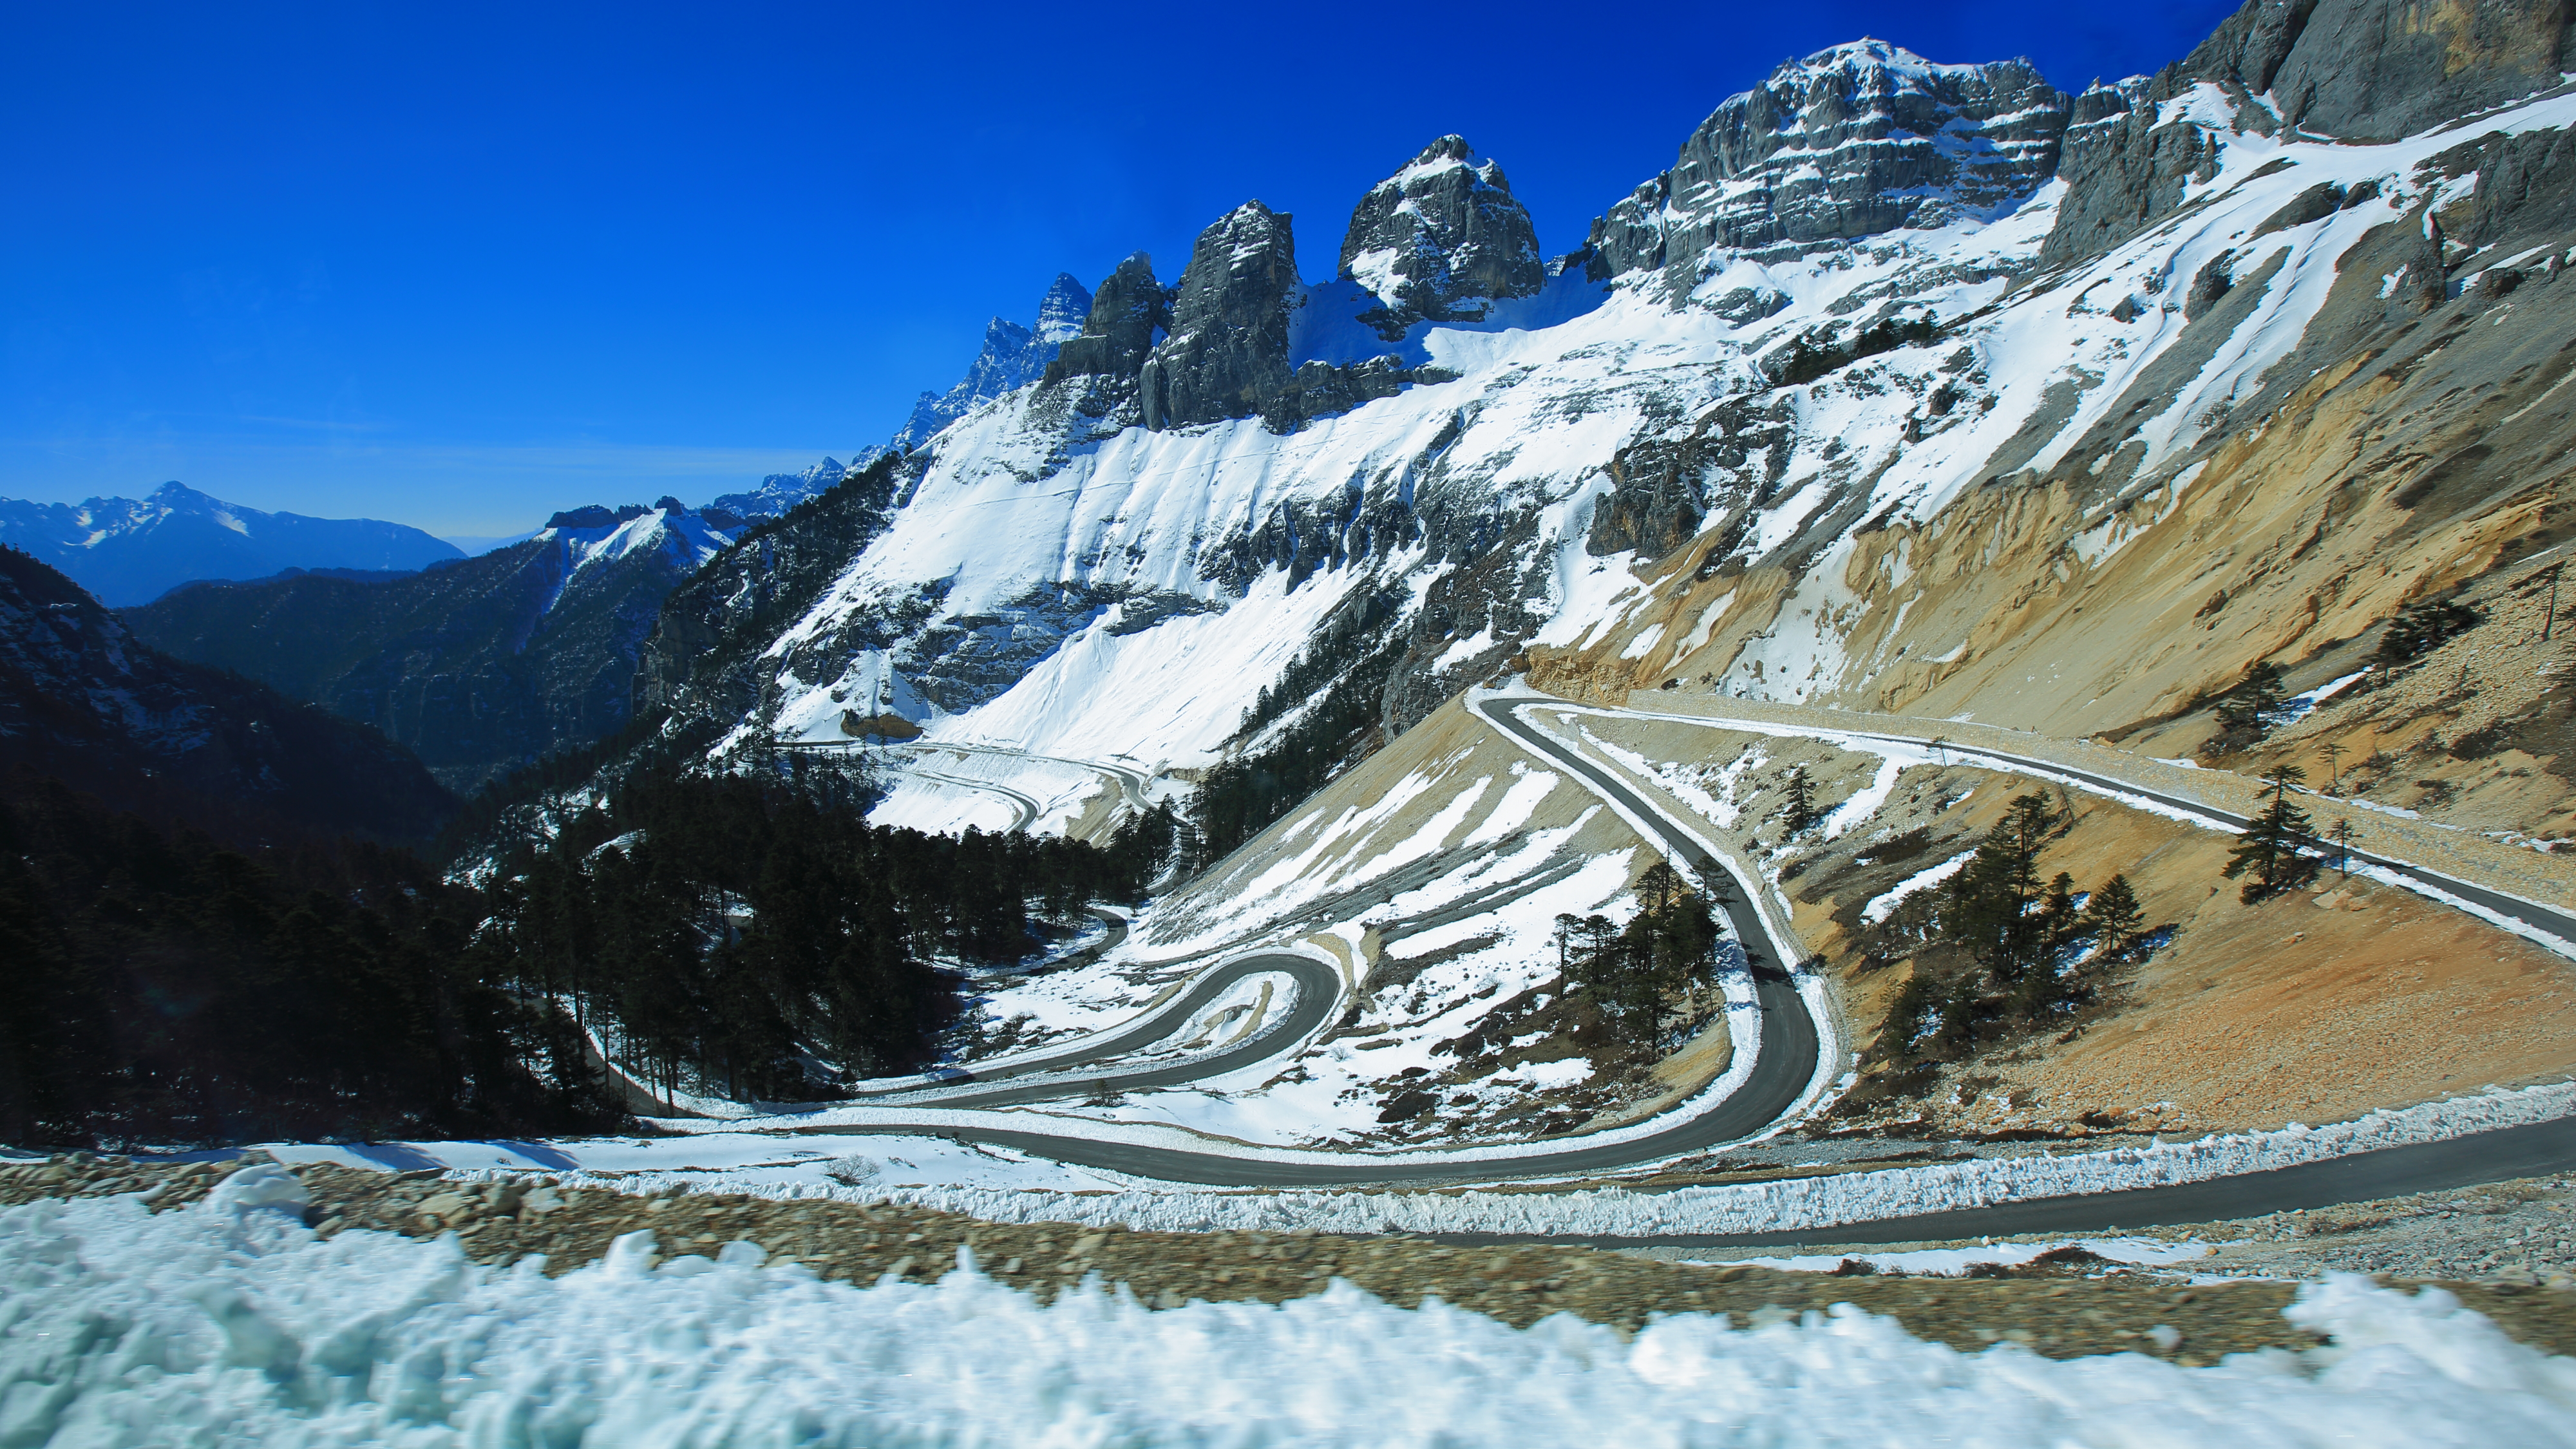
[482,759,1178,1100]
[0,546,455,844]
[0,771,618,1148]
[125,504,735,793]
[3,750,1180,1147]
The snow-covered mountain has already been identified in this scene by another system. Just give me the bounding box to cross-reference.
[706,275,1104,527]
[618,0,2575,855]
[0,481,462,607]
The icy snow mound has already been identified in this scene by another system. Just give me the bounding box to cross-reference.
[9,1168,2576,1446]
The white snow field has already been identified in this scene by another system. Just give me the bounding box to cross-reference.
[7,1168,2573,1448]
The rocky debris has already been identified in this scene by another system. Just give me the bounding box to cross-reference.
[2170,1177,2576,1285]
[1588,41,2070,292]
[1338,136,1545,340]
[891,274,1094,454]
[1141,202,1300,432]
[10,1154,2576,1363]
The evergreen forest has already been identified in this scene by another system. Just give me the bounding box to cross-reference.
[1,752,1175,1150]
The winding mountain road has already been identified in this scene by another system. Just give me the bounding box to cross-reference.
[747,686,2571,1227]
[1590,697,2576,951]
[904,767,1041,833]
[766,689,1831,1185]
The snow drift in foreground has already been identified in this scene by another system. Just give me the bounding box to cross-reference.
[8,1168,2575,1447]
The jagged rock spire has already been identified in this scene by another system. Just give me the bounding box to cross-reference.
[1045,252,1170,386]
[1139,204,1299,431]
[1338,136,1544,341]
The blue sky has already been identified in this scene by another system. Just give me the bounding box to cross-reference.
[2,1,2239,539]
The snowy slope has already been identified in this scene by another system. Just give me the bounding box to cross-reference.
[572,8,2576,860]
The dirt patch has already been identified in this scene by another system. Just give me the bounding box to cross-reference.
[1549,710,2576,1137]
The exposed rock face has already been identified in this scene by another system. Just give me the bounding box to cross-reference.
[2045,0,2571,267]
[2458,123,2576,250]
[1587,41,2070,291]
[1339,137,1545,339]
[2039,82,2224,266]
[1031,271,1092,344]
[1044,254,1170,385]
[2179,0,2323,93]
[1260,356,1448,433]
[2251,0,2567,141]
[891,274,1094,453]
[1141,203,1301,431]
[636,457,909,728]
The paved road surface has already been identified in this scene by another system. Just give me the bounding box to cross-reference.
[766,688,2574,1220]
[1607,700,2575,948]
[791,691,1827,1185]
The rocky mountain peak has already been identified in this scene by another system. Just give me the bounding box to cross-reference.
[711,455,880,520]
[1339,135,1544,341]
[1587,38,2070,293]
[1034,272,1094,343]
[1140,203,1300,431]
[1045,252,1171,386]
[892,274,1101,453]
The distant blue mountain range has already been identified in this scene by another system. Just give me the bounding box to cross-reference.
[0,481,462,606]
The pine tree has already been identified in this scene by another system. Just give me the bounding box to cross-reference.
[1638,860,1683,910]
[2080,874,2145,961]
[1946,791,2059,983]
[2213,659,2287,734]
[2226,766,2318,903]
[1780,767,1816,835]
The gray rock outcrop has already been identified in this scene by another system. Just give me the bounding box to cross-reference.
[2038,81,2224,266]
[2236,0,2566,141]
[1043,253,1171,385]
[2044,0,2571,267]
[1140,203,1300,431]
[1338,136,1546,340]
[1587,40,2070,292]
